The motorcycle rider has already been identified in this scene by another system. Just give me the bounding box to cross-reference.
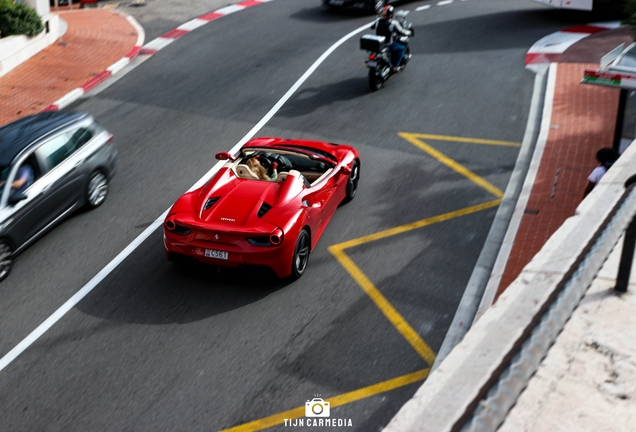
[373,5,412,72]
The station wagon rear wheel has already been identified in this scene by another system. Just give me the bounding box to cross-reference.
[86,171,108,209]
[0,240,14,282]
[290,229,310,280]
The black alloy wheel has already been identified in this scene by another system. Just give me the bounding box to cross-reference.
[290,229,310,280]
[0,240,14,282]
[86,171,108,209]
[345,160,360,202]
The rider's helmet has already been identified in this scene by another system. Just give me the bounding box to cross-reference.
[382,5,394,18]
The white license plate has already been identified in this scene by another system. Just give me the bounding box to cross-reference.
[205,249,228,260]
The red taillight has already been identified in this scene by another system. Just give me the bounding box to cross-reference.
[369,54,376,60]
[269,228,283,246]
[165,220,176,231]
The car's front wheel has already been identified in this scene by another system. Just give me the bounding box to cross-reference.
[86,171,108,209]
[345,160,360,202]
[290,229,310,280]
[0,240,14,282]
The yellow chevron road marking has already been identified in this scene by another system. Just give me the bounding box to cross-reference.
[221,369,430,432]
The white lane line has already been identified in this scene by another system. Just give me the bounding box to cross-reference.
[0,21,374,374]
[416,5,431,10]
[437,0,453,5]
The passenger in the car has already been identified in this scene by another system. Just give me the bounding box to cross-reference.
[247,157,280,181]
[247,157,269,180]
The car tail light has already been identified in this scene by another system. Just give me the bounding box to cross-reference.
[246,236,272,247]
[269,228,283,246]
[165,218,190,236]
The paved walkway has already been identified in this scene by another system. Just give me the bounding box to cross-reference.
[497,27,633,298]
[496,26,636,431]
[0,8,138,127]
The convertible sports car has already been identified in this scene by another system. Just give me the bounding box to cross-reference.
[163,137,360,279]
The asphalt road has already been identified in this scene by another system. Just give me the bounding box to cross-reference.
[0,0,617,430]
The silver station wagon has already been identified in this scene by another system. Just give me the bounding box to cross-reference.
[0,112,117,281]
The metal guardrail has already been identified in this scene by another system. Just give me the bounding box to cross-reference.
[458,175,636,432]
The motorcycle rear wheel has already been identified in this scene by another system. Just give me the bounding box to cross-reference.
[368,70,383,91]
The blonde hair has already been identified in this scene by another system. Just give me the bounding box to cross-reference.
[247,158,270,180]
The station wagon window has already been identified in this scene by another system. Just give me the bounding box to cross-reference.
[69,125,98,152]
[35,132,75,171]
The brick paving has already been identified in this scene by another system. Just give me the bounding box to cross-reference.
[0,9,138,127]
[497,62,622,297]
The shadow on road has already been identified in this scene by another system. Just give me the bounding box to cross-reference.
[75,230,289,325]
[278,77,370,118]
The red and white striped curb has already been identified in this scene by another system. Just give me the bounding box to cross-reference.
[139,0,273,55]
[525,22,621,70]
[43,0,273,112]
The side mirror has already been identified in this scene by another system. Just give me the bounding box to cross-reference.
[8,191,27,206]
[215,152,236,161]
[340,165,351,176]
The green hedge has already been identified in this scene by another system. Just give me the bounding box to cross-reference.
[0,0,44,38]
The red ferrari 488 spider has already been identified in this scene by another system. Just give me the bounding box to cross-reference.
[163,137,360,279]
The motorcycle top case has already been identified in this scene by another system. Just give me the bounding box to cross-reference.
[360,34,386,52]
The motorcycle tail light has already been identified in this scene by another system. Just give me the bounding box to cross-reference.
[269,228,284,246]
[369,54,376,60]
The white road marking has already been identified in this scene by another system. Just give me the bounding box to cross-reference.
[438,0,453,5]
[416,5,431,10]
[0,21,374,374]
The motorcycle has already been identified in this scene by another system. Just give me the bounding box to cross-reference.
[360,10,413,91]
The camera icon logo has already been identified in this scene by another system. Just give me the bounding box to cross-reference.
[305,398,330,417]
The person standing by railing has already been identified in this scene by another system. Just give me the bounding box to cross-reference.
[584,147,619,198]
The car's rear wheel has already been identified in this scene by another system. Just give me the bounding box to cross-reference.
[86,171,108,209]
[344,160,360,202]
[290,229,310,280]
[0,240,14,282]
